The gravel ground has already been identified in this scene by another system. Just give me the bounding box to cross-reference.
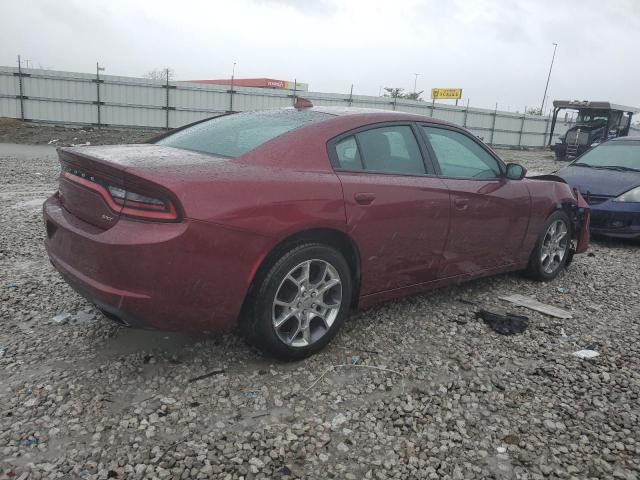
[0,118,158,147]
[1,127,639,480]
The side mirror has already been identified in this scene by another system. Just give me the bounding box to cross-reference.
[506,163,527,180]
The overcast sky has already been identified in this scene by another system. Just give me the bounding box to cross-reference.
[2,0,639,112]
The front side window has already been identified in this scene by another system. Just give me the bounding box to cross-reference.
[422,127,502,179]
[335,125,426,175]
[157,109,332,158]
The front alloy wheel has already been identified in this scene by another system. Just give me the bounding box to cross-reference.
[527,211,572,281]
[540,219,569,274]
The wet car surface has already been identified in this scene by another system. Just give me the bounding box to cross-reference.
[43,106,590,359]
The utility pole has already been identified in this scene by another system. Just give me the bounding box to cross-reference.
[540,42,558,115]
[17,55,25,121]
[413,73,419,94]
[96,62,105,128]
[229,61,236,113]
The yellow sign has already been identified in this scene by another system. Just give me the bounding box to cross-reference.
[431,88,462,100]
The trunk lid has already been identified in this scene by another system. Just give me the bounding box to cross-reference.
[57,144,228,228]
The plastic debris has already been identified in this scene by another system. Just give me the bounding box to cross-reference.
[52,312,71,324]
[47,138,60,144]
[573,350,599,359]
[187,369,225,383]
[331,413,347,428]
[479,310,529,335]
[499,294,572,319]
[557,287,566,294]
[74,311,95,323]
[560,328,572,343]
[243,391,256,399]
[496,446,507,454]
[4,282,17,289]
[0,346,5,357]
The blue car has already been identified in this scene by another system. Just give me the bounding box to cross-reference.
[555,137,640,239]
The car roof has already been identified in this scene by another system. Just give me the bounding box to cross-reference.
[552,100,639,113]
[609,136,640,142]
[287,105,456,127]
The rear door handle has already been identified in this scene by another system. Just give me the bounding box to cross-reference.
[354,192,376,205]
[454,198,468,210]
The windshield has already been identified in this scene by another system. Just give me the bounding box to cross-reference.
[576,109,610,125]
[157,109,332,158]
[574,142,640,169]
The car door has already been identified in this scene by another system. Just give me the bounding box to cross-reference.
[419,125,531,278]
[329,123,450,295]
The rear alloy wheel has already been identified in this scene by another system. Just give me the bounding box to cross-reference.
[527,211,572,281]
[246,244,352,360]
[272,259,342,347]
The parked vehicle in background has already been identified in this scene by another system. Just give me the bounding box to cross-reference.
[549,100,638,160]
[555,137,640,239]
[43,104,590,360]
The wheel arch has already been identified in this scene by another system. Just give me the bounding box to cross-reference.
[530,204,579,270]
[245,227,362,310]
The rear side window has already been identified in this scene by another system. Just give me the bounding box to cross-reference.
[422,126,502,179]
[336,136,363,170]
[334,125,426,175]
[157,109,332,158]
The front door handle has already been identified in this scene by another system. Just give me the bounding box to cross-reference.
[454,198,468,210]
[354,192,376,205]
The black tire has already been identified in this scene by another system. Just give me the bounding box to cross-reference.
[526,210,573,281]
[244,243,352,361]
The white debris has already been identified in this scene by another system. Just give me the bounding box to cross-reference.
[573,350,600,359]
[331,413,347,428]
[52,312,71,324]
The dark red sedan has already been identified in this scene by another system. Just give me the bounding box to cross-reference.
[43,105,590,359]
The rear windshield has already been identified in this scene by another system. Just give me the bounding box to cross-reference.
[156,109,332,158]
[574,142,640,169]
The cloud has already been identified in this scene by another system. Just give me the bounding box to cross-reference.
[1,0,638,110]
[250,0,336,15]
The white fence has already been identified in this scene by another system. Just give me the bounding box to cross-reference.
[0,65,573,147]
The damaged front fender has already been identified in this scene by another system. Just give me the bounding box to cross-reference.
[528,173,591,261]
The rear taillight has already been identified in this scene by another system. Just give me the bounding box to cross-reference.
[62,171,179,222]
[107,185,177,220]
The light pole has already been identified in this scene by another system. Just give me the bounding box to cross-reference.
[540,42,558,115]
[413,73,420,94]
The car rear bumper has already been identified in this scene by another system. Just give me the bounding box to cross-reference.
[44,194,267,333]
